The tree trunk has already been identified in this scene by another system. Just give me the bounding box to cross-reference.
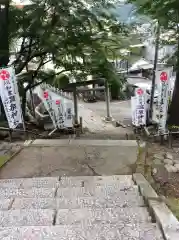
[29,87,36,118]
[0,97,6,121]
[0,4,9,67]
[168,34,179,126]
[21,89,27,119]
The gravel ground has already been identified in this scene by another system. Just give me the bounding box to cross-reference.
[136,140,179,220]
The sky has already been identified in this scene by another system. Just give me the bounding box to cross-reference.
[11,0,32,5]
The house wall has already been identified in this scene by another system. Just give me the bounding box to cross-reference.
[144,38,175,63]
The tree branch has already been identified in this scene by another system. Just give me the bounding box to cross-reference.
[28,69,69,90]
[24,56,48,90]
[15,49,47,74]
[15,38,34,74]
[31,58,52,81]
[13,37,26,65]
[32,56,45,78]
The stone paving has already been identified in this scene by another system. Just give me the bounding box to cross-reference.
[81,100,132,125]
[78,103,112,132]
[0,175,164,239]
[78,103,133,138]
[0,140,138,178]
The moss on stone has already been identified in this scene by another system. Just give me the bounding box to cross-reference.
[0,155,10,168]
[166,197,179,220]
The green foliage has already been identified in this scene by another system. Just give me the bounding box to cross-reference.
[9,0,128,91]
[52,74,70,89]
[110,74,126,100]
[128,0,179,28]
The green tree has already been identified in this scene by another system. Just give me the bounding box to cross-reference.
[9,0,128,115]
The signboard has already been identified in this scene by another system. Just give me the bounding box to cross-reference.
[0,67,23,129]
[156,69,170,134]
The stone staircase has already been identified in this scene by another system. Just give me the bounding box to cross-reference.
[0,175,164,239]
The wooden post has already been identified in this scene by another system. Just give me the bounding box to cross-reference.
[8,128,12,142]
[105,80,112,121]
[92,83,96,97]
[160,135,164,145]
[79,116,83,134]
[75,127,80,138]
[168,131,173,148]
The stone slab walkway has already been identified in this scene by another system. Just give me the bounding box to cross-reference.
[0,140,138,178]
[78,103,133,139]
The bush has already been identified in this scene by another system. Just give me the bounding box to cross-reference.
[110,75,127,100]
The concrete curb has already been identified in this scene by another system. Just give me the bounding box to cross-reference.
[29,139,138,147]
[29,139,71,147]
[133,173,179,240]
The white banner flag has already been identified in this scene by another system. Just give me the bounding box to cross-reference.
[156,69,170,134]
[135,88,147,126]
[38,85,74,129]
[53,98,65,129]
[65,101,73,128]
[42,90,57,128]
[131,96,137,126]
[48,90,74,128]
[0,67,23,129]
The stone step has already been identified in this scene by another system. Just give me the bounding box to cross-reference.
[56,185,139,198]
[0,198,13,210]
[0,177,59,189]
[0,176,134,190]
[56,195,144,208]
[59,175,134,188]
[0,188,56,199]
[0,184,139,200]
[56,207,151,225]
[0,209,55,227]
[0,224,163,239]
[0,207,151,227]
[12,198,56,210]
[0,185,137,200]
[12,193,144,210]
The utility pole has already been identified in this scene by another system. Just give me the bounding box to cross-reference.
[150,22,160,120]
